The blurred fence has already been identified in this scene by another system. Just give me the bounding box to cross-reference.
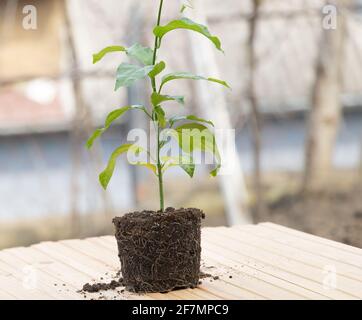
[0,0,361,228]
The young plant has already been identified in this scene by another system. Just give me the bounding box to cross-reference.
[86,0,230,212]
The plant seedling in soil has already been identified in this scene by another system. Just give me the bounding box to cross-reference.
[86,0,230,293]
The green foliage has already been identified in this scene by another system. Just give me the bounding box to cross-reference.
[161,155,195,178]
[115,64,155,90]
[151,93,185,106]
[93,46,126,64]
[153,106,166,127]
[153,18,223,51]
[169,115,214,127]
[87,0,229,211]
[99,144,142,189]
[148,61,166,78]
[131,162,157,175]
[126,43,154,65]
[93,43,154,65]
[86,105,147,149]
[160,72,230,92]
[172,123,221,177]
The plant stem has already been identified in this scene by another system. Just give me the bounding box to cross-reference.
[157,126,165,211]
[151,0,164,92]
[152,0,165,211]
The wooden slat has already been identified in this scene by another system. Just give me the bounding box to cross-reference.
[202,228,358,299]
[0,273,50,300]
[215,228,362,299]
[256,224,362,266]
[0,223,361,300]
[202,247,327,300]
[7,246,95,286]
[0,252,63,300]
[208,228,362,298]
[32,242,110,278]
[233,226,362,281]
[262,223,362,255]
[202,239,333,300]
[0,250,79,300]
[31,241,145,300]
[0,290,16,300]
[61,239,120,267]
[203,256,303,300]
[258,225,362,268]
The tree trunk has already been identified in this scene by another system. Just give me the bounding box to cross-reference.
[63,0,82,236]
[63,0,111,236]
[125,3,148,208]
[359,135,362,189]
[247,0,266,216]
[185,0,252,225]
[303,1,347,192]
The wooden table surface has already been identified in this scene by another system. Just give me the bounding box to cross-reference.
[0,222,361,300]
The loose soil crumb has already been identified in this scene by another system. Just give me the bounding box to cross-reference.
[199,266,223,282]
[79,266,230,299]
[81,278,124,293]
[199,271,212,279]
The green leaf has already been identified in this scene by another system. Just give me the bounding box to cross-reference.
[173,123,221,176]
[86,105,146,149]
[99,144,142,189]
[93,46,126,64]
[161,156,195,178]
[151,93,185,107]
[104,105,146,127]
[86,128,104,150]
[153,106,166,127]
[169,115,214,127]
[93,44,154,66]
[126,43,154,65]
[181,162,196,177]
[153,18,222,51]
[131,162,157,175]
[148,61,166,78]
[209,165,221,177]
[207,77,231,88]
[115,63,154,90]
[160,72,230,91]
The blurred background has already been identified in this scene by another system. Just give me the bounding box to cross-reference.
[0,0,361,249]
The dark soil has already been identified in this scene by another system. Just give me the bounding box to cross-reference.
[79,269,216,299]
[256,189,362,248]
[199,271,212,279]
[82,278,124,293]
[113,207,205,293]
